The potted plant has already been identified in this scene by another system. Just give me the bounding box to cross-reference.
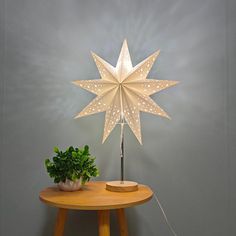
[45,145,99,191]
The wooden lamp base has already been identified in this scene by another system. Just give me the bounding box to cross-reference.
[106,181,138,192]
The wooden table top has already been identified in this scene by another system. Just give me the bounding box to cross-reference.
[39,181,153,210]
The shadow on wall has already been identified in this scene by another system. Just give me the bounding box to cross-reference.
[40,206,99,235]
[127,208,154,236]
[39,193,156,236]
[39,206,55,236]
[40,206,126,236]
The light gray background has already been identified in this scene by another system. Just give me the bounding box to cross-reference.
[0,0,236,235]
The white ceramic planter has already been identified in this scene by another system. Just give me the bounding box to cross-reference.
[58,178,82,192]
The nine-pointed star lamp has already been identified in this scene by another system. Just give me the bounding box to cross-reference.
[73,40,178,192]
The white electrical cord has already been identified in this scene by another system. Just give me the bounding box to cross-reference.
[153,192,178,236]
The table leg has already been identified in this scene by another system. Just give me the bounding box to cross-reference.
[54,208,67,236]
[98,210,110,236]
[116,208,129,236]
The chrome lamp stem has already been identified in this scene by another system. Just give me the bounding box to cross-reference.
[120,117,125,184]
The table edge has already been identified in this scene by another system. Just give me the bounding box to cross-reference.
[39,193,153,210]
[39,182,153,210]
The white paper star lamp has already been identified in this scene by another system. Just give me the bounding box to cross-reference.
[73,40,179,192]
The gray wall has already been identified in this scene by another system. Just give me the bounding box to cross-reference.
[1,0,236,235]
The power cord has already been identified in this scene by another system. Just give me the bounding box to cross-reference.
[153,192,178,236]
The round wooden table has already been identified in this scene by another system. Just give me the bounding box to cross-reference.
[39,181,153,236]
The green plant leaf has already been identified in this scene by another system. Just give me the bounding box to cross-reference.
[45,145,99,184]
[83,145,89,155]
[54,147,59,153]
